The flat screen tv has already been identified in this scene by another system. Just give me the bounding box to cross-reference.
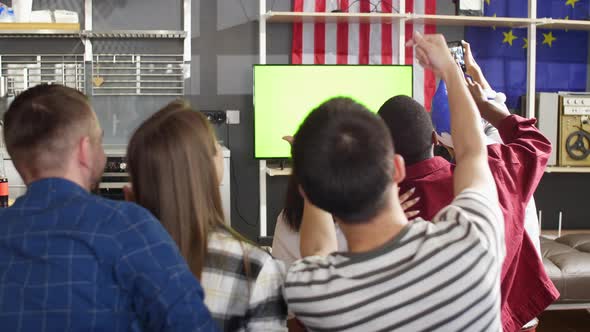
[253,65,413,159]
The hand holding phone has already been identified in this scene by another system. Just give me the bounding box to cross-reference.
[447,41,466,73]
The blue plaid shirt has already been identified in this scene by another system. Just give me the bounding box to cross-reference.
[0,178,217,332]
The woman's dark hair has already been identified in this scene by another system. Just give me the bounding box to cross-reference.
[282,174,304,231]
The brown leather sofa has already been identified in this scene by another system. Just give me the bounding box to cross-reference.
[541,234,590,309]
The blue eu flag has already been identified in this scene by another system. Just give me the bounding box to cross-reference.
[465,0,589,109]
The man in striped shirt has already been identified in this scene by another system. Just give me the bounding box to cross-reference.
[285,32,505,332]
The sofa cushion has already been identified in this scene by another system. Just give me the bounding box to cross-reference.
[541,235,590,302]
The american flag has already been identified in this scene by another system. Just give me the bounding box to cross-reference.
[292,0,437,110]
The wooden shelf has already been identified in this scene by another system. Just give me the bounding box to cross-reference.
[0,22,80,31]
[0,24,185,39]
[0,22,80,38]
[265,11,406,24]
[266,166,292,177]
[537,18,590,31]
[407,14,533,29]
[545,166,590,173]
[264,11,590,31]
[0,22,80,35]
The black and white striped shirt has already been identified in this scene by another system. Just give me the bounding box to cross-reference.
[284,190,505,332]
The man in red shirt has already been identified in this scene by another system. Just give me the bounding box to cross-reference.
[378,45,559,332]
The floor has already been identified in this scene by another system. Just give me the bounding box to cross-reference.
[537,310,590,332]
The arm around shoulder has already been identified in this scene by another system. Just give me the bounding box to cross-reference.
[299,197,338,258]
[113,206,217,331]
[246,253,288,331]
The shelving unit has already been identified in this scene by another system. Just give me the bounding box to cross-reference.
[0,30,186,39]
[265,11,590,30]
[545,166,590,173]
[537,18,590,31]
[0,22,81,38]
[266,166,292,177]
[0,0,192,97]
[0,54,85,95]
[265,11,406,24]
[257,0,590,240]
[91,54,185,96]
[85,30,187,39]
[0,22,80,31]
[407,13,532,28]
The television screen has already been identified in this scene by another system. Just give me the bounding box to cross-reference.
[253,65,413,159]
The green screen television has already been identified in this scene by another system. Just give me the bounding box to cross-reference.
[253,65,413,159]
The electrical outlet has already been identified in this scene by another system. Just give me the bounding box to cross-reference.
[226,110,240,124]
[201,111,227,125]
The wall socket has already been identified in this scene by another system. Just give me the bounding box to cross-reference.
[201,111,227,125]
[226,110,240,124]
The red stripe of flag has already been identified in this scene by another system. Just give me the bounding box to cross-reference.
[405,0,414,65]
[424,0,437,111]
[359,0,371,64]
[337,0,349,64]
[381,1,393,64]
[314,0,326,64]
[292,0,304,64]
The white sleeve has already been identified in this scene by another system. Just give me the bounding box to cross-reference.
[271,212,301,266]
[246,257,288,332]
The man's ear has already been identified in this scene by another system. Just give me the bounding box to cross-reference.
[431,131,439,145]
[393,154,406,184]
[77,136,92,170]
[123,185,135,202]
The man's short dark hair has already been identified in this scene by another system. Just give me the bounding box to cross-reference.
[378,95,434,165]
[292,97,394,224]
[3,84,94,179]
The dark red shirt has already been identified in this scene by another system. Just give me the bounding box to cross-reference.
[400,115,559,332]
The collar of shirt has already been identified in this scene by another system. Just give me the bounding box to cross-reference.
[12,177,89,210]
[404,157,452,181]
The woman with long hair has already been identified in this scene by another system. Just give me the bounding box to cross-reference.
[126,100,287,331]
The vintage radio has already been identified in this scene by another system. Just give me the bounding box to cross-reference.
[532,93,559,166]
[558,94,590,167]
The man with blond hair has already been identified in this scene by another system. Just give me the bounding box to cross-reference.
[0,84,217,332]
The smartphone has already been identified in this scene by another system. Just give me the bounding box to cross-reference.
[447,41,466,73]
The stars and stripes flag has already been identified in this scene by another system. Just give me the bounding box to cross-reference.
[291,0,437,110]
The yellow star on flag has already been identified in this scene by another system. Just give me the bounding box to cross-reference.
[542,31,557,47]
[492,13,497,30]
[485,0,491,5]
[566,0,580,8]
[503,30,518,46]
[523,38,528,49]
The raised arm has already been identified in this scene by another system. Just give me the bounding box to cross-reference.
[466,78,511,128]
[409,32,496,199]
[299,194,338,257]
[463,40,491,90]
[467,73,551,206]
